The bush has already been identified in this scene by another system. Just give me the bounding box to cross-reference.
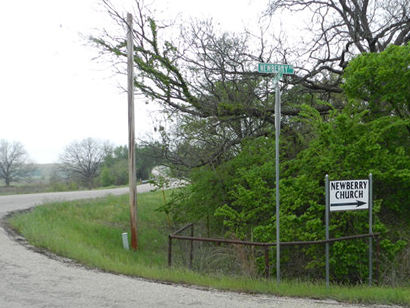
[99,160,129,187]
[166,105,409,283]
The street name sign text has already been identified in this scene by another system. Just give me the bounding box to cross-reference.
[258,63,294,74]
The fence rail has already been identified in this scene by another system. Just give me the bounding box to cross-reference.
[168,223,380,280]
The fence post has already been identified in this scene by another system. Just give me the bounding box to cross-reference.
[264,246,270,278]
[189,224,194,269]
[168,235,172,267]
[376,235,380,285]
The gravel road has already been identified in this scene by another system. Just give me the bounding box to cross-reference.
[0,187,400,308]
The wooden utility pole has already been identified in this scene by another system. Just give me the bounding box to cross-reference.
[127,12,138,250]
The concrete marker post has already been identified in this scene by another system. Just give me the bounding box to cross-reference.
[122,232,129,250]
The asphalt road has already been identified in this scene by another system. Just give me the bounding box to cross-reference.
[0,187,398,308]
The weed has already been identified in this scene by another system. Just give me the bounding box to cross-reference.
[7,191,410,306]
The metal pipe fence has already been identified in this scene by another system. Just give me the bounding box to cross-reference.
[168,223,380,281]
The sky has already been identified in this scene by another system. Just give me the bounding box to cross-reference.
[0,0,301,164]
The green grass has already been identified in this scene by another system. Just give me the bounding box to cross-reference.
[0,183,127,196]
[7,191,410,306]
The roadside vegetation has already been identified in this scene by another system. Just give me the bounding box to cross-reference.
[7,191,410,306]
[3,1,409,305]
[91,0,409,289]
[0,141,163,196]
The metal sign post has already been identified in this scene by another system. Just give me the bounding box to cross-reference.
[258,63,294,283]
[325,174,373,286]
[274,76,281,284]
[325,175,330,288]
[368,173,373,285]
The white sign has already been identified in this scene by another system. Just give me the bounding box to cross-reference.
[329,179,369,212]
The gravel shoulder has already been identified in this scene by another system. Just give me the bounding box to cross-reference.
[0,187,400,308]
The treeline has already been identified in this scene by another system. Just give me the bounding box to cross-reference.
[165,45,410,284]
[93,0,410,285]
[55,139,163,189]
[99,143,163,187]
[0,139,163,191]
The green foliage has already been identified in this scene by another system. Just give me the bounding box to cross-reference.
[343,43,410,120]
[99,143,163,187]
[99,167,113,187]
[163,166,228,236]
[7,191,410,305]
[8,192,170,270]
[135,143,163,180]
[166,105,409,283]
[99,145,128,187]
[100,160,128,187]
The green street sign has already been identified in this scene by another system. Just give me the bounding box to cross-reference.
[258,63,294,74]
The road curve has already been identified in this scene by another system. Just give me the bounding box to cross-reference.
[0,187,393,308]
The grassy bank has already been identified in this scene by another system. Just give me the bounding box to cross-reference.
[0,183,126,196]
[7,191,410,306]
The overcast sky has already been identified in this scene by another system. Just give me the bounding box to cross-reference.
[0,0,300,164]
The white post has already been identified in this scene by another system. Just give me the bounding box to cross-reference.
[122,232,130,250]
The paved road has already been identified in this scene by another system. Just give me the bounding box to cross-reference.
[0,188,398,308]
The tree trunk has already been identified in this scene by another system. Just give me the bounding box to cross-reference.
[88,178,93,190]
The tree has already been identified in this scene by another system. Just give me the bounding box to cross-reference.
[166,106,409,282]
[0,140,32,186]
[60,138,110,189]
[99,143,164,187]
[343,43,410,122]
[135,142,164,180]
[266,0,410,93]
[99,145,128,187]
[92,2,318,169]
[92,1,408,170]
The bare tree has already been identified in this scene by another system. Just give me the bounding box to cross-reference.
[92,0,408,169]
[266,0,410,92]
[91,3,293,168]
[0,140,32,186]
[60,138,110,189]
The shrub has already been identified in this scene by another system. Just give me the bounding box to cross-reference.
[166,105,409,283]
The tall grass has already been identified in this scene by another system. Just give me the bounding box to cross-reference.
[8,191,410,306]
